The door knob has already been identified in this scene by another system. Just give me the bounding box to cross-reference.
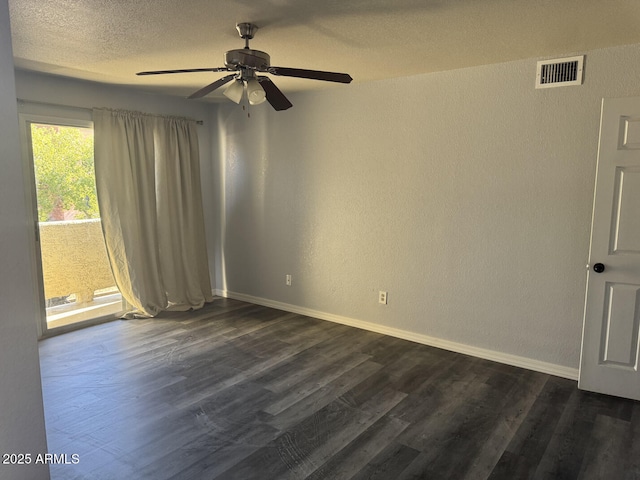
[593,263,605,273]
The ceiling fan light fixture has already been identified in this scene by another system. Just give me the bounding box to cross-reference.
[223,79,244,104]
[246,78,266,105]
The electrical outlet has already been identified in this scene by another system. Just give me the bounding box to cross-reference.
[286,274,292,286]
[379,291,387,305]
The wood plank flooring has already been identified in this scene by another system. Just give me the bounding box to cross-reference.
[39,297,640,479]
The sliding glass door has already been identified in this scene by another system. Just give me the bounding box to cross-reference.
[20,113,124,335]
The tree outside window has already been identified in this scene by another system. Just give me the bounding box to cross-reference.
[31,123,98,222]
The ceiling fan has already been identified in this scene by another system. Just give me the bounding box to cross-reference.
[137,23,353,111]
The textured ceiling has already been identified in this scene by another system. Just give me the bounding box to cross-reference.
[8,0,640,102]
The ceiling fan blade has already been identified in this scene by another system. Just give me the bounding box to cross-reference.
[268,67,352,84]
[188,74,237,99]
[258,77,293,111]
[137,67,229,76]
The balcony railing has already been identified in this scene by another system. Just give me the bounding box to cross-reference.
[39,219,121,326]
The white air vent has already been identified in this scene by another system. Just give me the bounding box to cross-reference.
[536,55,584,88]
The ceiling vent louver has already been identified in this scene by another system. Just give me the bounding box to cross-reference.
[535,55,584,89]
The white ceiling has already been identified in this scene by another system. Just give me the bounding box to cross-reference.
[8,0,640,102]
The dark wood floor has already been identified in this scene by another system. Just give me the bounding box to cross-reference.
[39,297,640,479]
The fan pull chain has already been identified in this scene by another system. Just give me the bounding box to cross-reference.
[243,90,251,118]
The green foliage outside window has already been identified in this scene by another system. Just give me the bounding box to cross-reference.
[31,124,98,222]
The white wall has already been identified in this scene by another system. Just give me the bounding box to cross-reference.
[14,70,218,291]
[214,43,640,374]
[0,1,50,478]
[11,39,640,398]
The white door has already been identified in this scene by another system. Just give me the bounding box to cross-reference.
[579,97,640,401]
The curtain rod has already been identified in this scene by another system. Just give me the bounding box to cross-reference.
[16,98,204,125]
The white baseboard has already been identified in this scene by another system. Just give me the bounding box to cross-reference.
[214,289,579,381]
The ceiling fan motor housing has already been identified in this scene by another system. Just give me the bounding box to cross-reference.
[225,49,270,70]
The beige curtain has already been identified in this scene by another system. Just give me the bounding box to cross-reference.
[93,108,212,317]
